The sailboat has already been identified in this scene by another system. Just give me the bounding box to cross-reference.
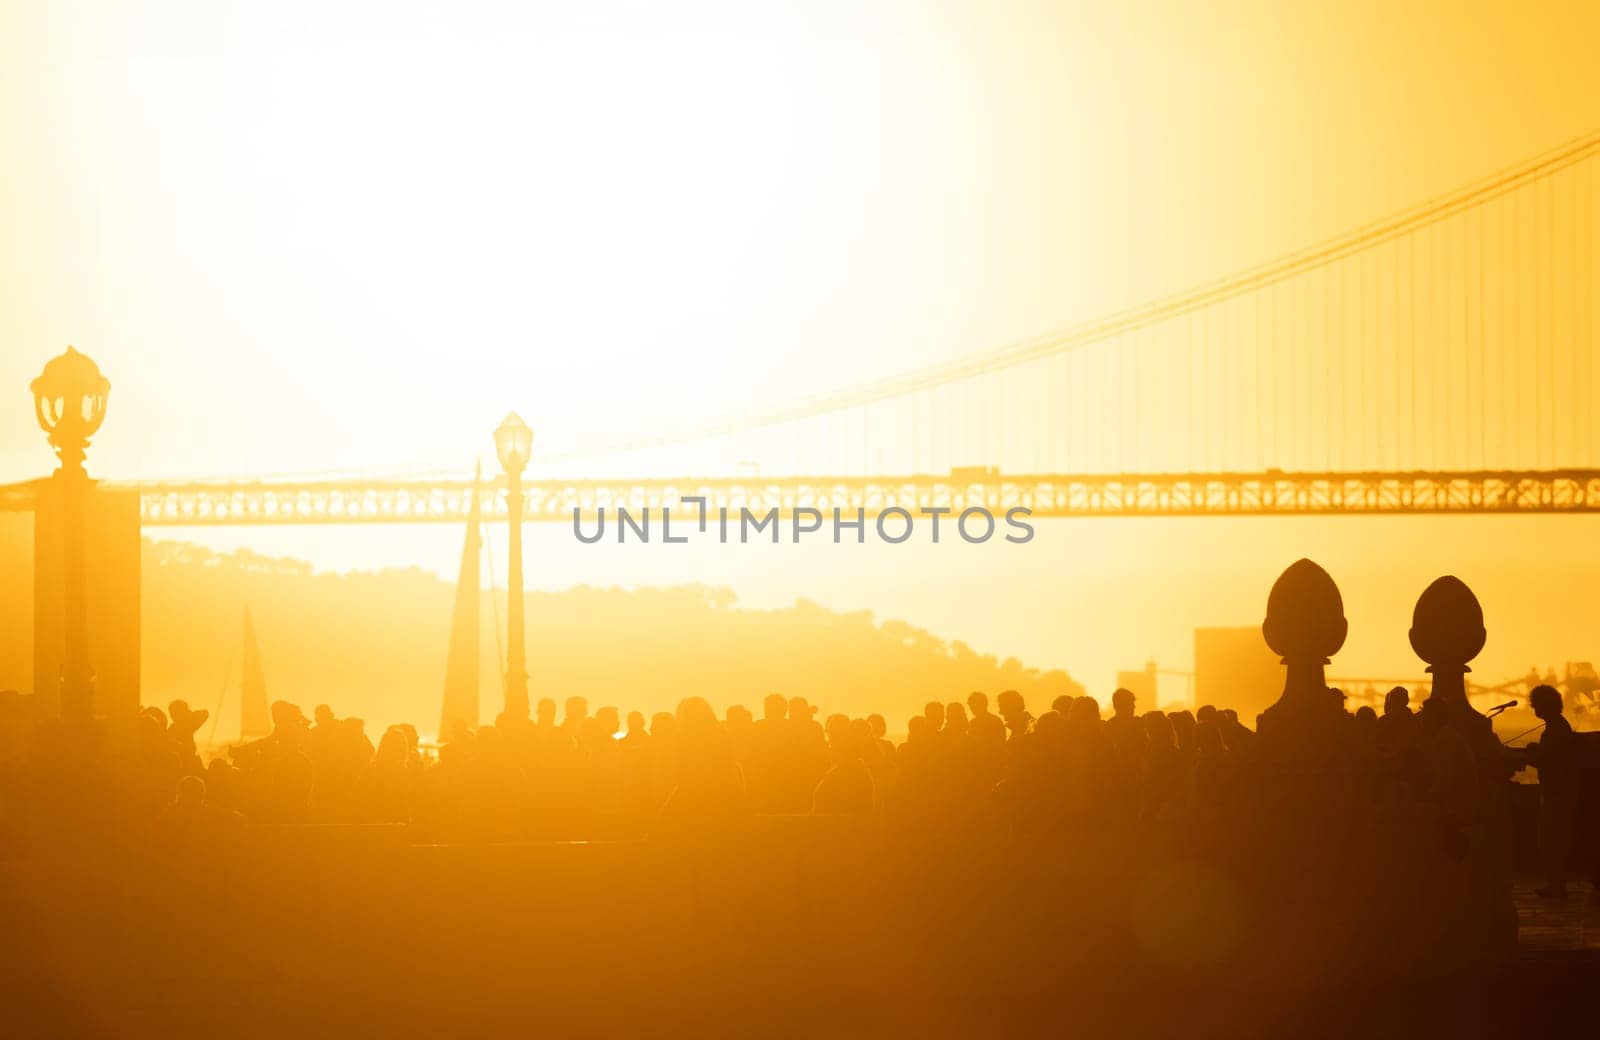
[240,607,271,739]
[437,465,483,742]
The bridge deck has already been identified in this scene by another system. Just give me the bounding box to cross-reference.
[11,469,1600,524]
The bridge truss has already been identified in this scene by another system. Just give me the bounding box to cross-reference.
[0,470,1594,525]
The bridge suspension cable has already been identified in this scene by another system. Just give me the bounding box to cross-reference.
[551,129,1600,463]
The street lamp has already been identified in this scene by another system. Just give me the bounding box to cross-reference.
[31,347,111,722]
[32,346,110,475]
[493,412,532,720]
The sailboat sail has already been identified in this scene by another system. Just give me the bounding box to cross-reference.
[240,608,271,738]
[437,467,482,742]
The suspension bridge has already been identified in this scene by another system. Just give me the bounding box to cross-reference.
[6,130,1600,523]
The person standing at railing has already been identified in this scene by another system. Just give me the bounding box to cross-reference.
[1523,684,1580,901]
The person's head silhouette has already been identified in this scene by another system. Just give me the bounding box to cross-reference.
[1143,711,1177,750]
[270,701,308,737]
[1067,697,1101,729]
[174,774,206,810]
[168,700,208,743]
[675,696,718,735]
[1529,683,1563,721]
[825,713,851,746]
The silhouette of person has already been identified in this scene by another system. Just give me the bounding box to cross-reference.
[756,693,787,729]
[356,727,415,823]
[166,699,209,770]
[1105,687,1144,764]
[1141,711,1182,821]
[939,702,978,801]
[995,689,1032,740]
[747,694,791,812]
[660,696,746,820]
[1524,684,1580,900]
[967,691,1005,743]
[1061,696,1113,819]
[622,710,648,745]
[527,697,573,759]
[967,691,1006,787]
[152,774,234,847]
[783,696,825,791]
[865,713,895,759]
[561,695,595,748]
[1190,719,1232,808]
[1376,685,1415,754]
[1168,709,1196,756]
[895,714,940,817]
[813,714,874,815]
[232,700,314,823]
[1216,709,1254,752]
[1352,704,1379,745]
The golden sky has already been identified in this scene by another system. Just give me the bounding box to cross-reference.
[4,1,1600,697]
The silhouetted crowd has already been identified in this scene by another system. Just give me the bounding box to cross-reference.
[99,688,1315,827]
[152,687,1263,827]
[0,676,1572,899]
[3,561,1599,923]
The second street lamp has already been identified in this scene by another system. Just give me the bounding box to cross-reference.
[493,412,532,720]
[31,346,111,722]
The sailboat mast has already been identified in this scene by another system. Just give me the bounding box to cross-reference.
[437,465,483,742]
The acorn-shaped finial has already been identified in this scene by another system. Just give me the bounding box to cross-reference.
[1409,576,1485,669]
[1262,559,1347,662]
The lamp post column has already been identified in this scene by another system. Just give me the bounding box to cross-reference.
[58,447,92,722]
[493,412,533,721]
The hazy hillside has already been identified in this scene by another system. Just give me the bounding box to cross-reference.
[111,540,1081,740]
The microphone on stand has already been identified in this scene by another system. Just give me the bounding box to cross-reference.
[1486,699,1518,717]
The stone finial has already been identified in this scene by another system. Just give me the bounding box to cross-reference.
[1262,558,1347,664]
[1409,576,1485,673]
